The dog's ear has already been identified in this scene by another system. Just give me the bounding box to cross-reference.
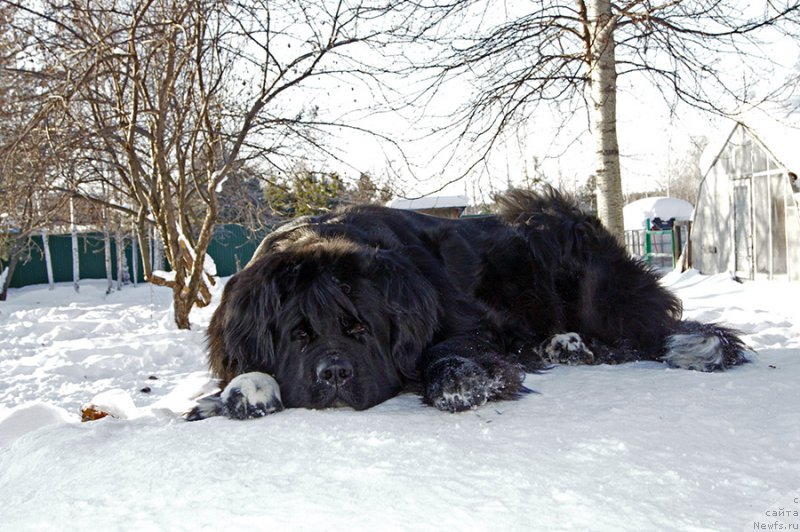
[367,248,442,379]
[207,258,282,385]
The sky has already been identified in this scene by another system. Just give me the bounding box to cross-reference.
[13,1,797,206]
[316,6,800,204]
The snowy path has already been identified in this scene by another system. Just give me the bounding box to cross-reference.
[0,272,798,531]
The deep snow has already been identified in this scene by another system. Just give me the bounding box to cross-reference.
[0,271,798,531]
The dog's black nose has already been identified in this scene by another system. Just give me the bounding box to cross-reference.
[316,356,354,386]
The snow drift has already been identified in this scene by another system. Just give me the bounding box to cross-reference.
[0,271,798,531]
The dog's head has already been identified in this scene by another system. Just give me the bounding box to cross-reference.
[208,234,441,410]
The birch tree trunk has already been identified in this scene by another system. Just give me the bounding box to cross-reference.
[115,222,124,291]
[41,228,54,290]
[152,227,163,273]
[70,198,80,293]
[587,0,625,242]
[103,206,113,294]
[0,266,8,300]
[131,227,138,287]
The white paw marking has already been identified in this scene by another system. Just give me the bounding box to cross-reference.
[543,333,594,363]
[222,372,283,418]
[222,372,281,404]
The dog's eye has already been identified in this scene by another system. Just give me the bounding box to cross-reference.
[291,328,310,341]
[340,316,368,336]
[346,322,368,336]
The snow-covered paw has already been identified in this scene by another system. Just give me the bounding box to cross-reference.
[221,372,284,419]
[540,332,595,365]
[185,372,284,421]
[423,356,491,413]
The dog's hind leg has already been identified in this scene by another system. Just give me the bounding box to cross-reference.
[662,321,751,372]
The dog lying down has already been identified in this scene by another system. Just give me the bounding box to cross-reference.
[187,187,748,420]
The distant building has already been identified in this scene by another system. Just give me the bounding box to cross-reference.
[389,195,470,219]
[623,197,694,269]
[623,197,694,231]
[692,106,800,281]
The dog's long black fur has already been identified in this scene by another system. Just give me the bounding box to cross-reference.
[187,187,748,420]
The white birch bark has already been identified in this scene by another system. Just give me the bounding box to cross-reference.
[41,228,54,290]
[104,206,113,294]
[131,227,138,287]
[115,223,124,290]
[152,227,163,272]
[588,0,625,241]
[70,198,80,293]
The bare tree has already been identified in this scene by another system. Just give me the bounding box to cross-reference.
[0,4,70,299]
[216,163,275,230]
[14,0,407,328]
[400,0,800,239]
[664,136,709,204]
[342,172,393,205]
[0,132,72,299]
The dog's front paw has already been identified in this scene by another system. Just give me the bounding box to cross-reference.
[423,356,491,413]
[222,372,284,419]
[185,372,284,421]
[540,332,595,365]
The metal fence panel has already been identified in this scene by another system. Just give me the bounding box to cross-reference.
[3,224,263,289]
[5,233,148,288]
[208,224,262,277]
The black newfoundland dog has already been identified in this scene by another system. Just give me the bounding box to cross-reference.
[187,188,748,420]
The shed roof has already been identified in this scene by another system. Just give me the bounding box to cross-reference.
[700,105,800,176]
[389,195,470,211]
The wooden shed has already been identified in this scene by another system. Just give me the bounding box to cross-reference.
[691,108,800,281]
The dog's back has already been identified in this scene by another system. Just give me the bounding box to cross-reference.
[495,187,748,370]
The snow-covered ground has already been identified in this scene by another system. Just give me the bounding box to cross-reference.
[0,271,798,531]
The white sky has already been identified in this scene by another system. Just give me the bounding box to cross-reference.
[318,16,800,204]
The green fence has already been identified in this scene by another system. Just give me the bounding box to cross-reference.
[206,224,264,277]
[624,222,691,271]
[3,224,264,289]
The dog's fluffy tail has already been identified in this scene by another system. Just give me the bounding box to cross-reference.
[495,186,629,266]
[662,321,750,371]
[496,186,586,223]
